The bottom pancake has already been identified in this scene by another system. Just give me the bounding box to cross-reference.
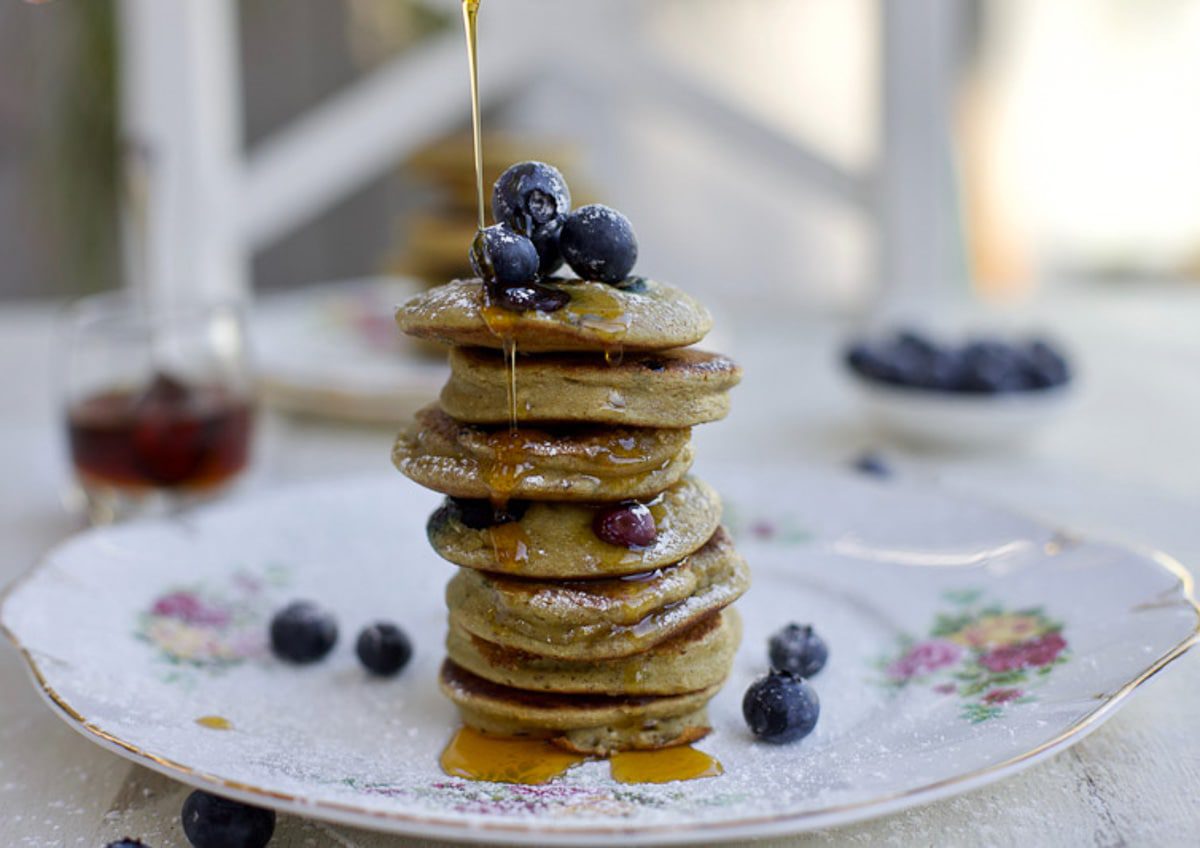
[446,608,741,696]
[439,660,718,755]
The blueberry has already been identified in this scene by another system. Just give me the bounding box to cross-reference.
[920,347,966,390]
[742,670,820,744]
[356,622,412,676]
[768,623,829,677]
[560,204,638,284]
[845,341,895,383]
[1024,339,1070,388]
[490,280,569,313]
[851,451,891,478]
[593,501,657,548]
[492,161,572,236]
[105,840,150,848]
[531,226,565,276]
[269,600,337,664]
[180,790,275,848]
[445,497,529,530]
[893,329,939,359]
[470,225,538,286]
[958,338,1030,393]
[893,331,964,389]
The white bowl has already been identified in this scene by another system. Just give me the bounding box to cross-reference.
[847,371,1074,450]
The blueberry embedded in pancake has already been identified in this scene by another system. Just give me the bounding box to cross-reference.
[395,277,712,353]
[426,476,722,578]
[392,404,694,501]
[441,346,741,427]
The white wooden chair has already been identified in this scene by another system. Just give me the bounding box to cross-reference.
[118,0,965,306]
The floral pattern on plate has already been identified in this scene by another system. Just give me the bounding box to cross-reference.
[135,565,289,683]
[879,588,1069,722]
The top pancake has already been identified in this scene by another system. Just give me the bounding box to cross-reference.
[395,277,712,353]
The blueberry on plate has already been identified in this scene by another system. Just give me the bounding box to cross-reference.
[743,669,820,744]
[105,840,150,848]
[559,204,638,284]
[181,790,275,848]
[356,622,413,677]
[269,600,337,664]
[850,451,891,479]
[470,224,539,286]
[492,160,572,236]
[768,623,829,677]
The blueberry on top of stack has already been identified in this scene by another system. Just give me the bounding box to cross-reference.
[845,330,1071,395]
[394,162,746,756]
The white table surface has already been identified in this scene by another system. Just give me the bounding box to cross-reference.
[2,287,1199,847]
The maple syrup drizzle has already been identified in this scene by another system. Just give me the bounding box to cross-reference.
[462,0,485,233]
[504,336,519,429]
[463,0,521,434]
[439,727,722,785]
[564,284,632,365]
[483,429,533,501]
[488,521,531,570]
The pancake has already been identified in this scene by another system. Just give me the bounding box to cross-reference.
[446,528,748,659]
[393,404,694,501]
[396,277,712,353]
[427,476,722,578]
[440,660,717,755]
[447,608,741,695]
[442,346,741,427]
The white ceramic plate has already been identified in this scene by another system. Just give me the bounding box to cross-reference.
[2,467,1196,846]
[252,277,446,423]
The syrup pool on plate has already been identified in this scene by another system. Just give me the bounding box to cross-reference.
[440,727,722,785]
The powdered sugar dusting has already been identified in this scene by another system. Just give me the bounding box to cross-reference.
[4,470,1191,839]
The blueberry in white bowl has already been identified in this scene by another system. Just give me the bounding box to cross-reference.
[844,329,1071,395]
[842,329,1074,449]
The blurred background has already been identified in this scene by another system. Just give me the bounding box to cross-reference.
[2,0,1200,507]
[6,0,1200,310]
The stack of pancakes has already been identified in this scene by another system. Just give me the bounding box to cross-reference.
[393,276,746,755]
